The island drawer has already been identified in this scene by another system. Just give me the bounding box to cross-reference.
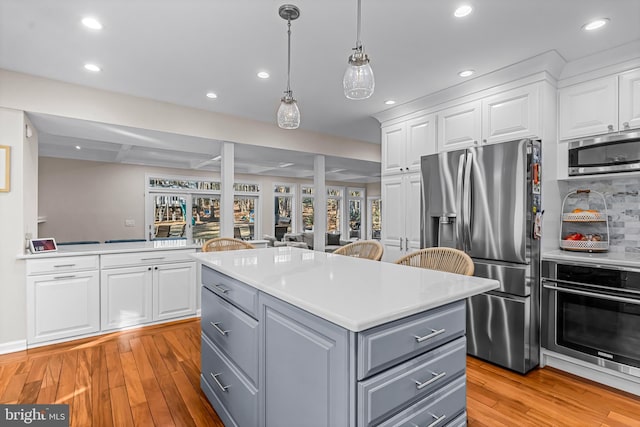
[26,255,99,275]
[201,334,258,427]
[377,374,466,427]
[201,286,259,383]
[100,249,194,269]
[202,266,258,317]
[357,300,465,380]
[357,337,466,427]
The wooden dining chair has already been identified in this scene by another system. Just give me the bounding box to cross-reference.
[333,240,384,261]
[202,237,255,252]
[394,247,474,276]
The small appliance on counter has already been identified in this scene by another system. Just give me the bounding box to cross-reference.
[559,189,609,253]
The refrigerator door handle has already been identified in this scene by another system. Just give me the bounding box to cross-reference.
[455,155,465,249]
[463,151,473,252]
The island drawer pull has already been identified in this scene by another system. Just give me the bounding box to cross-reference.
[53,275,76,280]
[210,322,230,336]
[140,256,165,261]
[414,371,446,390]
[210,372,230,392]
[214,284,230,294]
[426,413,447,427]
[53,264,76,268]
[414,328,446,343]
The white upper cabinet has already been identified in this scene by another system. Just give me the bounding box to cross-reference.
[482,85,541,144]
[382,113,436,175]
[558,75,619,140]
[619,69,640,131]
[436,101,481,152]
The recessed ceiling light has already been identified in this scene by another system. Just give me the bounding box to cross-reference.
[583,18,609,31]
[75,145,81,150]
[454,5,473,18]
[257,71,270,79]
[84,63,101,72]
[81,17,103,30]
[206,92,218,99]
[384,100,396,105]
[458,69,475,77]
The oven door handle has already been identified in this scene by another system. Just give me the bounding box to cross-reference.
[543,283,640,305]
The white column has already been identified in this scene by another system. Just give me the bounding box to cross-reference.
[313,155,326,252]
[220,142,234,237]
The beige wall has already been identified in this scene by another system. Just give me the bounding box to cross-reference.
[39,157,375,244]
[0,108,38,352]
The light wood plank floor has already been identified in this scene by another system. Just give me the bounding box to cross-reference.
[1,319,639,426]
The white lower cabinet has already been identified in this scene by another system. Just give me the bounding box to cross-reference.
[27,269,100,344]
[154,262,197,321]
[200,265,467,427]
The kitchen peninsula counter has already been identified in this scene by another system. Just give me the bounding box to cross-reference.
[195,247,498,427]
[18,239,200,259]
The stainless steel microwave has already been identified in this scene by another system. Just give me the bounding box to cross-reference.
[568,131,640,176]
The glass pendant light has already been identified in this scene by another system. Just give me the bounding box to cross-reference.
[343,0,374,100]
[277,4,301,129]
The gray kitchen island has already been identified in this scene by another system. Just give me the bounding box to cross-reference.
[192,247,498,427]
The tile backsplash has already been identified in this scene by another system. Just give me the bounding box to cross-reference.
[560,177,640,253]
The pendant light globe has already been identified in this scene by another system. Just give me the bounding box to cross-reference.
[343,50,374,100]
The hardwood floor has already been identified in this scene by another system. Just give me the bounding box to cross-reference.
[1,319,639,426]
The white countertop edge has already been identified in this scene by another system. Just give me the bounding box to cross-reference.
[193,248,499,332]
[542,250,640,269]
[17,241,200,259]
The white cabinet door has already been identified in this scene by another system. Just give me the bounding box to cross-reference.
[382,123,406,175]
[437,101,481,152]
[27,271,100,344]
[559,76,618,140]
[619,69,640,132]
[406,114,436,172]
[405,173,422,253]
[101,266,153,330]
[482,85,540,144]
[381,175,404,262]
[154,261,196,321]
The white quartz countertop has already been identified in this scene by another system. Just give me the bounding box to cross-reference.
[543,250,640,269]
[192,247,499,332]
[17,240,200,259]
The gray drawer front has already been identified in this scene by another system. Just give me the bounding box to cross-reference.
[202,265,258,317]
[377,374,466,427]
[357,301,465,380]
[201,286,259,383]
[358,337,466,427]
[201,334,258,427]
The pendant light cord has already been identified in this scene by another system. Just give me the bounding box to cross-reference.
[286,19,292,95]
[355,0,362,50]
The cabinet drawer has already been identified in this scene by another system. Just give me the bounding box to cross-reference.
[202,266,258,317]
[202,286,258,383]
[357,301,465,380]
[377,374,466,427]
[357,337,466,427]
[100,249,194,269]
[26,255,99,275]
[201,334,258,427]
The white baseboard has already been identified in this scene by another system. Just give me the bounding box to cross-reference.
[0,339,27,355]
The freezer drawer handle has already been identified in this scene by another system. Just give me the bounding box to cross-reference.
[210,372,230,392]
[414,328,445,343]
[210,322,230,336]
[426,413,447,427]
[414,371,446,390]
[214,284,230,294]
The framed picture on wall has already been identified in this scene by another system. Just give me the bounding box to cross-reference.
[0,145,9,192]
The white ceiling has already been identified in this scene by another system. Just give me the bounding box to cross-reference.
[2,0,640,181]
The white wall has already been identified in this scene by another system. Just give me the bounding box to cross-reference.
[0,108,38,353]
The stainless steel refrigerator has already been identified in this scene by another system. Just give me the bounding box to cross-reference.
[420,139,542,374]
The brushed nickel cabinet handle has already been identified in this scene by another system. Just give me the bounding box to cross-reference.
[414,371,446,390]
[426,413,447,427]
[608,124,614,132]
[210,372,230,392]
[53,275,76,280]
[623,121,630,129]
[210,322,230,336]
[53,264,76,268]
[414,328,446,343]
[214,284,230,294]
